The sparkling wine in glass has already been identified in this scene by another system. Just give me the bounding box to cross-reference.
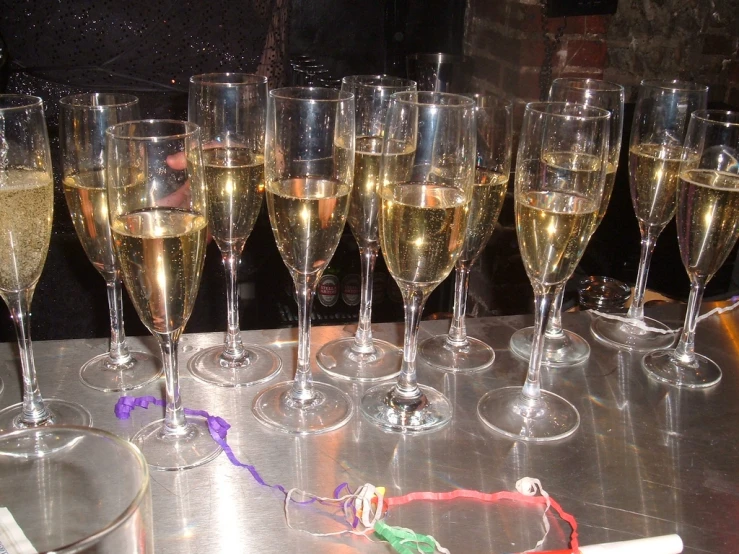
[316,75,415,382]
[0,95,92,438]
[510,79,624,366]
[591,80,707,351]
[252,87,355,435]
[360,91,476,433]
[642,110,739,388]
[478,102,610,442]
[106,119,221,470]
[187,73,281,387]
[59,93,161,391]
[418,94,511,372]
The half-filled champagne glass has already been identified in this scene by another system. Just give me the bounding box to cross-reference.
[478,102,610,442]
[418,94,512,372]
[0,95,92,435]
[360,91,476,433]
[252,87,355,434]
[642,110,739,388]
[316,75,415,382]
[187,73,281,387]
[510,79,624,366]
[591,80,707,351]
[107,120,221,470]
[59,93,162,391]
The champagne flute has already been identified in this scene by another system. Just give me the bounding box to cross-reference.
[591,80,707,351]
[59,93,162,391]
[477,102,610,442]
[187,73,281,387]
[252,87,355,435]
[360,91,477,433]
[642,110,739,388]
[106,119,221,470]
[510,79,624,366]
[418,94,512,372]
[0,95,92,434]
[316,75,415,382]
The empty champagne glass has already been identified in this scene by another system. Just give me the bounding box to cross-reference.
[252,87,355,435]
[59,93,162,391]
[418,94,512,372]
[0,95,92,435]
[592,80,707,351]
[510,79,624,366]
[187,73,281,387]
[360,91,476,433]
[478,102,610,442]
[642,110,739,388]
[316,75,415,382]
[107,119,221,470]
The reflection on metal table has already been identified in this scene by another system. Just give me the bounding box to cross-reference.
[0,304,736,553]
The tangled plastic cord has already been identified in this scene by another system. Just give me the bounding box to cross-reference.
[115,396,579,554]
[589,296,739,335]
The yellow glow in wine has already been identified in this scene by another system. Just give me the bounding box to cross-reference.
[266,177,351,276]
[380,182,469,293]
[0,170,53,293]
[677,169,739,281]
[112,208,207,334]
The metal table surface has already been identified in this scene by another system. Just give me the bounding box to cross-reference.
[0,305,737,554]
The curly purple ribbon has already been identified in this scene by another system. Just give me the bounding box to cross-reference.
[115,395,355,519]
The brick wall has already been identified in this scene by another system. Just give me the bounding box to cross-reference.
[465,0,739,113]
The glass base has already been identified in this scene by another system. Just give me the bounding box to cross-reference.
[360,383,452,434]
[642,349,722,389]
[80,350,161,392]
[591,315,676,352]
[188,344,282,387]
[477,386,580,442]
[0,398,93,436]
[132,416,222,471]
[509,326,590,367]
[252,381,353,435]
[418,335,494,373]
[317,337,401,382]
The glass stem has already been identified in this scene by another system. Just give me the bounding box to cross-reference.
[544,286,566,339]
[447,262,471,345]
[627,225,661,321]
[106,274,132,365]
[157,329,187,435]
[7,289,51,425]
[222,252,245,359]
[393,287,426,402]
[353,244,377,354]
[291,272,318,402]
[521,285,556,401]
[672,276,706,364]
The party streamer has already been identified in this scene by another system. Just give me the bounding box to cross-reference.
[588,296,739,335]
[115,396,578,553]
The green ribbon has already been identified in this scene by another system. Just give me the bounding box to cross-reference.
[373,520,443,554]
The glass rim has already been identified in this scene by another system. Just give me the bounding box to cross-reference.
[0,425,150,552]
[390,90,476,108]
[189,73,268,87]
[525,101,611,121]
[406,52,469,63]
[691,109,739,126]
[465,93,513,110]
[269,86,353,102]
[341,74,417,91]
[0,94,44,112]
[59,92,140,110]
[550,77,624,93]
[639,79,709,93]
[106,119,199,141]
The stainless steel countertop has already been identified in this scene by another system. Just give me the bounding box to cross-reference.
[0,305,736,553]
